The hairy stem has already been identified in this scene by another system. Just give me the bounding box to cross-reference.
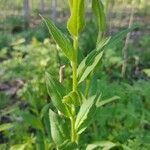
[72,61,77,91]
[70,36,78,143]
[72,36,78,91]
[71,116,76,142]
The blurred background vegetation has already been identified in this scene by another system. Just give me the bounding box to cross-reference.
[0,0,150,149]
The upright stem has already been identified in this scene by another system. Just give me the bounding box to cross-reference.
[72,61,77,91]
[70,36,78,143]
[72,36,78,91]
[71,116,76,142]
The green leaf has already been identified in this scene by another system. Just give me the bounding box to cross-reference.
[67,0,85,36]
[101,25,139,50]
[40,103,51,119]
[68,0,73,11]
[43,113,51,140]
[49,110,69,146]
[86,141,122,150]
[41,15,74,60]
[77,26,138,84]
[92,0,106,32]
[36,131,45,150]
[77,50,104,84]
[96,96,120,107]
[10,144,27,150]
[59,140,78,150]
[0,123,14,132]
[75,95,100,134]
[22,112,43,130]
[45,72,71,117]
[97,37,111,50]
[77,37,110,83]
[63,91,82,106]
[143,68,150,77]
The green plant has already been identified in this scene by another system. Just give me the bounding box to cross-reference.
[40,0,137,149]
[0,38,59,149]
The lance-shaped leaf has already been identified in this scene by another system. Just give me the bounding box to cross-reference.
[77,26,138,84]
[67,0,85,36]
[92,0,106,32]
[101,25,139,50]
[10,144,28,150]
[36,131,45,150]
[75,95,100,134]
[86,141,122,150]
[45,72,71,117]
[58,139,78,150]
[49,110,69,146]
[77,38,110,83]
[40,103,51,119]
[41,16,74,61]
[78,50,104,84]
[0,123,14,132]
[96,96,120,107]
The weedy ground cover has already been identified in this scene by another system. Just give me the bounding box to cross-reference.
[0,0,149,150]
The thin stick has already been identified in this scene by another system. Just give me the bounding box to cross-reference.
[59,65,65,83]
[121,0,135,78]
